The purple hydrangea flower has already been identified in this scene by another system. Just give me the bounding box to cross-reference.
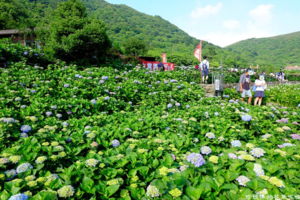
[167,104,172,108]
[30,90,36,93]
[64,84,70,88]
[214,112,219,116]
[112,139,120,147]
[102,76,109,80]
[20,133,28,138]
[117,86,121,89]
[187,153,205,167]
[91,99,96,105]
[280,118,288,124]
[292,121,298,125]
[46,112,52,116]
[175,103,180,107]
[291,134,300,140]
[67,111,72,115]
[24,52,28,55]
[171,154,176,161]
[104,97,110,100]
[229,99,235,103]
[228,153,237,159]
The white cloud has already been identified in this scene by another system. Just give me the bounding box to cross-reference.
[191,3,222,19]
[188,28,275,47]
[222,20,240,29]
[248,4,274,25]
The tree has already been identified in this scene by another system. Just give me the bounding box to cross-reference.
[123,37,148,57]
[0,0,28,29]
[42,0,111,64]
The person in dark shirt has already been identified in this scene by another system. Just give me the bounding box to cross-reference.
[239,68,252,104]
[157,61,165,71]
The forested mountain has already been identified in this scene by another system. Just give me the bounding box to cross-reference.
[226,31,300,69]
[1,0,248,66]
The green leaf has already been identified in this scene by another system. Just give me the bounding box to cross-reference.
[107,185,120,197]
[186,186,203,200]
[81,176,96,194]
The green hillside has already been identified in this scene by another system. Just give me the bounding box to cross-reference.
[1,0,249,67]
[226,31,300,69]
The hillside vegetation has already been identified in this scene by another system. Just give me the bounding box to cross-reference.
[226,31,300,69]
[0,0,248,67]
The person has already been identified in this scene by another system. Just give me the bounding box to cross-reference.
[254,75,267,106]
[239,68,252,104]
[200,56,209,84]
[278,69,283,82]
[157,61,165,71]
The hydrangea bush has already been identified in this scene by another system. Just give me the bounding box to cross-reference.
[0,62,299,199]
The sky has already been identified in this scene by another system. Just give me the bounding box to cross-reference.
[105,0,300,47]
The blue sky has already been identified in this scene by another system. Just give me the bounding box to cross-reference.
[105,0,300,47]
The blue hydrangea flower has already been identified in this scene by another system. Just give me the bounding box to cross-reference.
[24,52,28,55]
[46,112,52,116]
[3,118,15,123]
[5,169,17,180]
[167,104,172,108]
[102,76,108,80]
[242,114,252,122]
[175,103,180,107]
[117,86,121,89]
[56,114,62,118]
[21,105,27,108]
[245,108,250,112]
[190,82,195,84]
[170,79,177,83]
[187,153,205,167]
[214,112,219,116]
[298,104,300,107]
[91,99,96,105]
[99,80,105,84]
[20,125,31,133]
[200,146,212,155]
[51,105,57,109]
[231,140,242,147]
[186,105,190,109]
[16,163,33,174]
[104,97,110,100]
[8,193,29,200]
[64,84,70,88]
[148,85,152,87]
[62,122,69,127]
[30,90,36,93]
[112,139,120,147]
[229,99,235,103]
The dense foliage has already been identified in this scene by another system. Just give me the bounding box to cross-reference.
[1,61,300,199]
[226,31,300,69]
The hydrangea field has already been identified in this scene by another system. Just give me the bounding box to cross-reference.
[0,63,300,200]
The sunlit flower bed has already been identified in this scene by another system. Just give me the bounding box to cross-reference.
[0,63,299,199]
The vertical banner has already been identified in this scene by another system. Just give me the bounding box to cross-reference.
[194,41,202,62]
[161,53,167,63]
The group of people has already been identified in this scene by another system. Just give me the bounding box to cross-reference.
[238,69,267,106]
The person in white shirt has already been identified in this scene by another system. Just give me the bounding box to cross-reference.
[254,75,267,106]
[200,56,210,84]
